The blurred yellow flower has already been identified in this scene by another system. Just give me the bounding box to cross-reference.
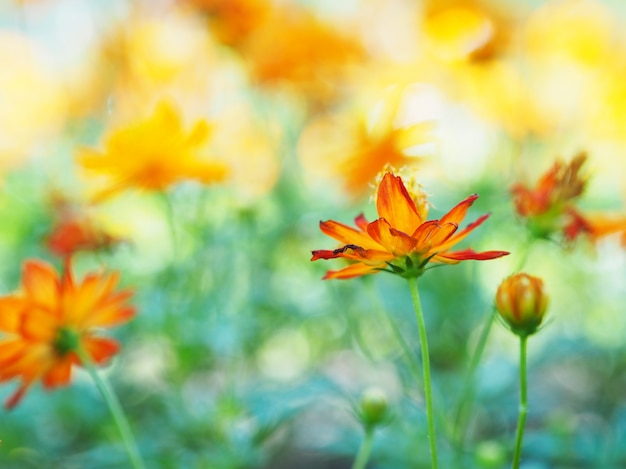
[0,259,134,409]
[420,0,512,63]
[78,101,229,200]
[0,32,67,165]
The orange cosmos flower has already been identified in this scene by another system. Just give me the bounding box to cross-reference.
[563,208,626,245]
[511,152,588,238]
[311,172,509,279]
[0,259,135,409]
[78,101,229,201]
[495,273,548,337]
[44,194,120,258]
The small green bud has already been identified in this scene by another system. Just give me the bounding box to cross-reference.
[357,388,390,431]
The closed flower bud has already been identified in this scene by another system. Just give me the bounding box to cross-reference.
[357,387,391,431]
[495,273,548,337]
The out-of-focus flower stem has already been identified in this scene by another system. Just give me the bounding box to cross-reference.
[77,347,146,469]
[352,427,374,469]
[408,278,439,469]
[512,335,528,469]
[452,237,535,458]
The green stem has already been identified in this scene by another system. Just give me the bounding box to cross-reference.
[407,278,439,469]
[76,347,146,469]
[352,427,375,469]
[512,335,528,469]
[453,309,495,454]
[160,191,179,260]
[452,237,535,459]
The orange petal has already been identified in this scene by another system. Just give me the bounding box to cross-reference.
[439,194,479,225]
[323,262,381,280]
[0,297,27,333]
[437,213,490,252]
[4,381,31,410]
[319,220,381,249]
[42,357,73,389]
[376,173,422,235]
[20,306,58,341]
[367,218,417,256]
[22,260,60,314]
[435,249,510,262]
[82,337,120,365]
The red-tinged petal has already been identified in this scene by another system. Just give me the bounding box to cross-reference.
[435,249,510,262]
[42,357,73,389]
[312,246,394,264]
[376,173,422,234]
[412,220,441,245]
[4,381,31,410]
[23,260,60,313]
[437,213,490,252]
[83,337,120,365]
[427,222,459,248]
[354,213,369,231]
[0,297,27,333]
[311,249,342,261]
[367,218,417,256]
[323,263,382,280]
[319,220,381,250]
[439,194,479,226]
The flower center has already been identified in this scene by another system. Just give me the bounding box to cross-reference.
[53,327,81,357]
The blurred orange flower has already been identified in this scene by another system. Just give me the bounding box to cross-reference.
[311,172,508,279]
[0,259,135,409]
[45,195,120,258]
[78,101,229,201]
[563,209,626,245]
[242,6,364,106]
[183,0,270,47]
[298,86,435,196]
[511,152,588,238]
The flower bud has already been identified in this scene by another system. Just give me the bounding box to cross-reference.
[357,387,391,431]
[495,273,548,337]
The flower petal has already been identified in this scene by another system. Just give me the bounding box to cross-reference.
[376,173,422,234]
[435,249,510,262]
[319,220,381,249]
[0,297,27,333]
[439,194,479,225]
[437,213,490,252]
[323,262,381,280]
[367,218,417,256]
[22,260,60,314]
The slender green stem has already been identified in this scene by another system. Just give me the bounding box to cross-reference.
[453,309,495,454]
[407,278,439,469]
[512,335,528,469]
[76,347,146,469]
[352,427,375,469]
[160,191,179,259]
[452,237,535,459]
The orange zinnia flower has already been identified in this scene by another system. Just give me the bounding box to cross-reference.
[311,172,509,279]
[0,259,135,409]
[78,101,229,201]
